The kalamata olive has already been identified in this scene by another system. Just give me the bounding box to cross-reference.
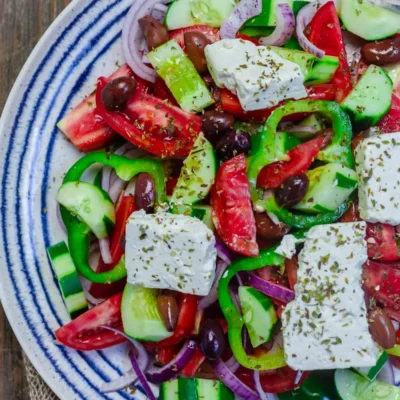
[157,295,179,332]
[368,308,396,349]
[135,173,155,212]
[184,31,211,74]
[315,128,334,150]
[275,174,309,208]
[215,130,251,162]
[199,320,226,361]
[139,15,169,50]
[101,77,137,111]
[361,36,400,66]
[255,213,291,239]
[202,111,235,141]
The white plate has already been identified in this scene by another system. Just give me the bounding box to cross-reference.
[0,0,148,398]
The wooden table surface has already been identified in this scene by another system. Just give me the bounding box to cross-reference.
[0,1,70,398]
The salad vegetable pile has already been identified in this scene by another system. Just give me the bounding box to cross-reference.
[49,0,400,398]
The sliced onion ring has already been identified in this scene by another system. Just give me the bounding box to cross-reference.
[99,237,112,264]
[220,0,262,39]
[146,340,197,383]
[259,4,295,46]
[212,358,259,400]
[378,361,395,385]
[129,350,156,400]
[249,272,295,303]
[296,1,328,59]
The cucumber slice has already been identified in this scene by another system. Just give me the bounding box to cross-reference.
[293,163,358,214]
[47,242,88,318]
[121,284,172,342]
[147,40,214,113]
[56,181,115,239]
[335,369,400,400]
[339,0,400,41]
[269,47,339,86]
[170,204,214,230]
[341,65,393,130]
[353,351,389,382]
[159,378,234,399]
[165,0,235,30]
[290,113,325,141]
[239,286,278,348]
[170,132,216,206]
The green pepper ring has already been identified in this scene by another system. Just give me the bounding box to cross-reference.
[60,152,167,284]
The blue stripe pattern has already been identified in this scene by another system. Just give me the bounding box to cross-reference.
[0,0,147,398]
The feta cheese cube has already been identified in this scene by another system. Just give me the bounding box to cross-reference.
[282,222,379,370]
[205,39,307,111]
[275,234,304,259]
[355,132,400,225]
[125,211,217,295]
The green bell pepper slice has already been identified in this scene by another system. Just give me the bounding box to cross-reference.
[61,152,167,284]
[218,231,306,370]
[264,193,355,230]
[247,100,354,202]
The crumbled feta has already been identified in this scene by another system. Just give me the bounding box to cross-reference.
[282,222,380,370]
[275,235,304,259]
[205,39,307,111]
[125,211,217,295]
[355,132,400,225]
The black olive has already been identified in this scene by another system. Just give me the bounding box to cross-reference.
[215,130,251,162]
[199,320,226,361]
[275,174,309,208]
[101,76,137,111]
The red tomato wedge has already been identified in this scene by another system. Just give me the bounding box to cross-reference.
[378,94,400,133]
[306,1,352,102]
[339,199,361,223]
[363,260,400,321]
[169,25,220,49]
[89,193,137,299]
[285,257,298,290]
[366,223,399,262]
[220,85,336,123]
[58,64,151,152]
[236,33,260,45]
[55,292,125,350]
[153,76,178,106]
[257,137,325,189]
[96,77,202,157]
[211,154,259,257]
[236,366,309,394]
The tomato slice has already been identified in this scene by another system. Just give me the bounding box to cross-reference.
[96,78,202,157]
[285,257,298,290]
[378,94,400,133]
[306,1,352,102]
[89,193,137,299]
[153,76,178,106]
[55,292,125,350]
[366,223,399,262]
[339,199,361,223]
[211,154,259,257]
[169,25,220,49]
[363,260,400,321]
[236,366,309,394]
[220,85,335,123]
[236,33,260,45]
[257,137,325,189]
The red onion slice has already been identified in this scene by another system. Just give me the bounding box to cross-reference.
[259,4,295,46]
[212,358,260,400]
[220,0,262,39]
[146,340,197,383]
[108,178,127,203]
[122,0,172,83]
[296,1,328,59]
[129,350,156,400]
[199,260,229,310]
[254,370,271,400]
[99,237,112,264]
[101,368,137,394]
[226,355,240,373]
[215,241,234,264]
[249,272,295,303]
[378,361,395,385]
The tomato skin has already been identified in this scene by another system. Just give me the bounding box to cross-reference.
[366,223,399,262]
[339,200,361,223]
[363,260,400,321]
[285,256,298,290]
[236,366,309,394]
[236,33,259,45]
[169,25,220,49]
[378,95,400,133]
[96,78,202,157]
[55,292,125,351]
[220,85,335,123]
[89,194,137,299]
[257,137,325,189]
[306,1,352,102]
[211,154,259,257]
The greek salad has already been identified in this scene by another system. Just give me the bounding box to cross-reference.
[50,0,400,398]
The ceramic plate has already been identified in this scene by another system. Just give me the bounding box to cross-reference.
[0,0,148,398]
